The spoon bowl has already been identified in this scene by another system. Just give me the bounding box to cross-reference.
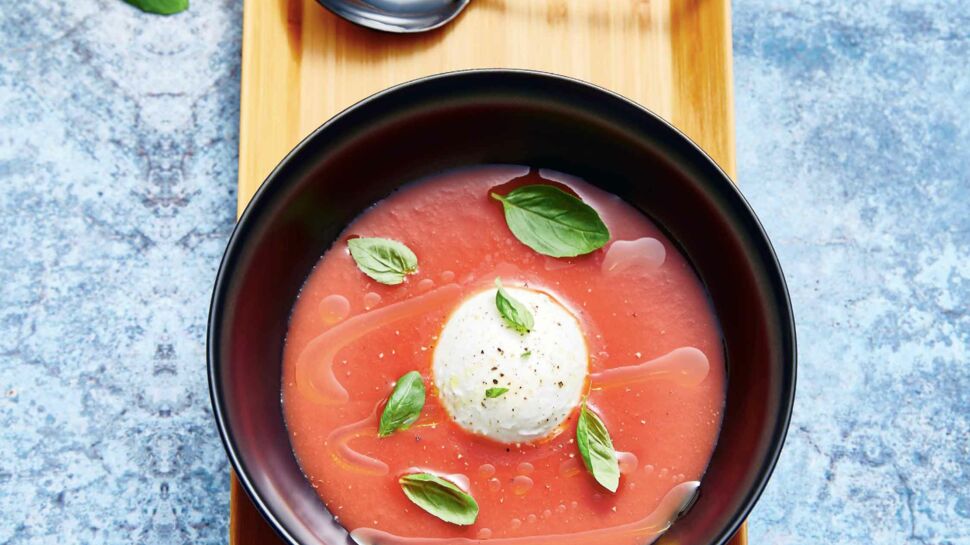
[316,0,470,33]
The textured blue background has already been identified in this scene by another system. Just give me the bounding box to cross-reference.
[0,1,966,543]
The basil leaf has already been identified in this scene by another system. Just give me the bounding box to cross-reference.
[399,473,479,525]
[485,387,509,398]
[123,0,189,15]
[494,278,534,334]
[491,185,610,257]
[576,403,620,492]
[378,371,425,437]
[347,237,418,285]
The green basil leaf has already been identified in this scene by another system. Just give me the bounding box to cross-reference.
[378,371,425,437]
[576,403,620,492]
[123,0,189,15]
[491,185,610,257]
[494,278,534,334]
[347,237,418,285]
[399,473,479,525]
[485,387,509,398]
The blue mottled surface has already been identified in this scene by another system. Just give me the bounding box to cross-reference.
[735,2,969,544]
[0,1,966,543]
[0,2,240,543]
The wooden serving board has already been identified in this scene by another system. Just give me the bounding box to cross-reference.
[233,0,742,543]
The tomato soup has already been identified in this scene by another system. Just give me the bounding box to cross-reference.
[282,165,726,544]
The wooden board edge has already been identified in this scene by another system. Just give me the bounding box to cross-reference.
[671,0,736,180]
[237,0,304,216]
[231,1,744,543]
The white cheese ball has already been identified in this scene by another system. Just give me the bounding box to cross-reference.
[432,287,589,443]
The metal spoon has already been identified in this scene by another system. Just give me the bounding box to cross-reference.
[316,0,470,33]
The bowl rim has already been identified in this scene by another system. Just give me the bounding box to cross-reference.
[208,68,797,545]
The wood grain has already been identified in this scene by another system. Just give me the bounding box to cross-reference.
[234,0,741,543]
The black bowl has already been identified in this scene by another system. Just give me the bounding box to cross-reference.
[208,70,796,545]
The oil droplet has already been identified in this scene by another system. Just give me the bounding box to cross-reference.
[602,237,666,275]
[590,347,709,390]
[362,292,381,310]
[477,528,492,539]
[319,294,350,325]
[544,256,574,271]
[516,462,534,475]
[526,514,537,524]
[441,270,455,282]
[659,467,669,478]
[559,457,582,478]
[643,464,655,475]
[557,503,567,513]
[417,278,434,291]
[296,284,463,405]
[570,501,578,509]
[618,451,639,474]
[325,403,388,475]
[542,509,552,519]
[442,472,470,490]
[510,518,522,529]
[510,475,533,496]
[487,478,501,491]
[478,464,496,478]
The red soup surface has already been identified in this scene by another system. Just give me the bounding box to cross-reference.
[282,165,726,545]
